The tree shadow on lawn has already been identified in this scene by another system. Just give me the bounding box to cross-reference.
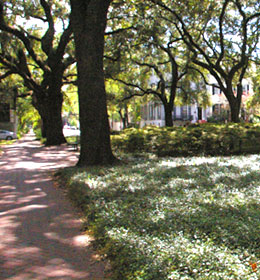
[67,160,260,279]
[97,199,260,280]
[144,162,252,190]
[82,160,260,255]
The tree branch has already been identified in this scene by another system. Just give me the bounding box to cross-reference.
[40,0,55,55]
[108,75,161,101]
[0,2,47,71]
[216,0,230,66]
[55,20,74,63]
[0,70,14,80]
[105,26,134,36]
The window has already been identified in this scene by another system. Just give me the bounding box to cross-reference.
[242,84,250,95]
[213,104,223,114]
[181,106,188,119]
[173,107,177,120]
[157,105,161,120]
[141,105,148,120]
[149,104,154,120]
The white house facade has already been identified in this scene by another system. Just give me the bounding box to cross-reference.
[140,102,210,127]
[140,79,253,127]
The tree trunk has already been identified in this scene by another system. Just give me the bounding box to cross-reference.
[35,90,66,146]
[224,86,242,123]
[119,105,129,129]
[229,101,240,123]
[164,104,173,127]
[124,104,129,128]
[70,0,117,166]
[41,119,46,138]
[122,116,127,129]
[118,109,127,129]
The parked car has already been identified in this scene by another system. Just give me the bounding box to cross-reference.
[63,126,80,137]
[0,130,18,140]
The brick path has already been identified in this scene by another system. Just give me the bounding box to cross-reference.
[0,133,107,280]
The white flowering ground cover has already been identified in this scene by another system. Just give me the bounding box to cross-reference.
[61,154,260,279]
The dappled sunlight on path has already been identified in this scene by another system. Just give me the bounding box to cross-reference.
[0,133,107,279]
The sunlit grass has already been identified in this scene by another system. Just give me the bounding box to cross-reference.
[0,139,16,145]
[60,154,260,279]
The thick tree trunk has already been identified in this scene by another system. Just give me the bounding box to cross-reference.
[70,0,117,166]
[164,104,173,127]
[224,86,242,123]
[33,69,66,146]
[35,91,66,146]
[229,101,240,123]
[41,119,46,138]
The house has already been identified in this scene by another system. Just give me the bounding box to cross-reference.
[140,102,210,127]
[210,80,253,121]
[140,80,253,127]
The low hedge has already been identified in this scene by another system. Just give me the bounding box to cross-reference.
[111,123,260,156]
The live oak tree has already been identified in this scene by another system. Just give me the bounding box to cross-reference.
[0,0,74,145]
[103,3,132,129]
[70,0,117,166]
[106,79,143,129]
[107,2,208,127]
[151,0,260,122]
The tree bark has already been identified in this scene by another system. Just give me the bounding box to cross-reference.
[164,104,173,127]
[34,89,66,146]
[70,0,117,166]
[229,99,240,123]
[32,64,67,145]
[224,84,242,123]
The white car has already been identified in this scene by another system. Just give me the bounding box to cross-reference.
[0,130,18,140]
[63,126,80,137]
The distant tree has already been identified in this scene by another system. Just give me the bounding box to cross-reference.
[106,79,142,129]
[0,77,40,135]
[17,96,41,136]
[0,0,74,145]
[246,66,260,119]
[70,0,117,166]
[107,2,208,126]
[151,0,260,122]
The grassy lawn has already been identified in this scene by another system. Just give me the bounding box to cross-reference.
[59,154,260,279]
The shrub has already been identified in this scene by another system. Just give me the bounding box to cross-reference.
[111,123,260,157]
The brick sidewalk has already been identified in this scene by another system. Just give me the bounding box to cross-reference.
[0,133,107,280]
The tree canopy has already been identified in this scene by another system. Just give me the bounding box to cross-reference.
[151,0,260,122]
